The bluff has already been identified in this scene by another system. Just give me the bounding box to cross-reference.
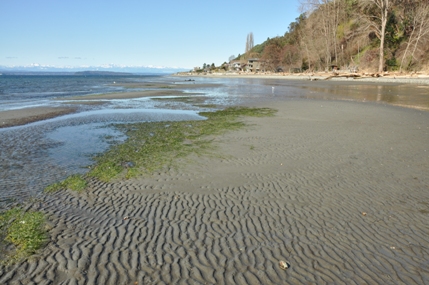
[239,0,429,73]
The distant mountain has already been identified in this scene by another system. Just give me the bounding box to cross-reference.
[74,71,133,76]
[0,64,189,74]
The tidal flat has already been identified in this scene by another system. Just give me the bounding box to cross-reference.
[1,76,429,284]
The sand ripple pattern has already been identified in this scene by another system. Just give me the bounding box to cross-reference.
[1,100,429,284]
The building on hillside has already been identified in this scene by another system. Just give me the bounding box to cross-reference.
[246,58,264,72]
[229,60,244,71]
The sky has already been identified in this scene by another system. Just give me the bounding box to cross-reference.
[1,0,302,70]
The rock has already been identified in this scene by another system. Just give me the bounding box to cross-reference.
[121,161,135,168]
[279,260,289,270]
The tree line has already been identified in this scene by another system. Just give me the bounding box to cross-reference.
[239,0,429,73]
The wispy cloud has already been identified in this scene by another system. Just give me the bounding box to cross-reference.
[58,56,84,60]
[6,56,18,59]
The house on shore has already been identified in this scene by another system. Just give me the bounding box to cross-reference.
[229,60,244,71]
[246,58,264,72]
[228,58,266,73]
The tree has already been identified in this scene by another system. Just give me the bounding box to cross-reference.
[283,44,301,68]
[300,0,344,69]
[220,0,429,73]
[245,32,254,54]
[359,0,393,72]
[399,2,429,71]
[228,55,236,62]
[261,38,284,71]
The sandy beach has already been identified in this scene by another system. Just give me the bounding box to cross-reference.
[1,98,428,284]
[177,71,429,85]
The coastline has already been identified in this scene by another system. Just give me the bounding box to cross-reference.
[2,75,429,129]
[175,71,429,85]
[2,99,428,284]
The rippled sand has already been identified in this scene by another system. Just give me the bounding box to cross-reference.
[1,99,428,284]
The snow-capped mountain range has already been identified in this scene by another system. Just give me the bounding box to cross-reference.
[0,63,189,74]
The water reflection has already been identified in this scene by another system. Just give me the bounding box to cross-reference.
[295,81,429,110]
[47,123,127,172]
[200,77,429,110]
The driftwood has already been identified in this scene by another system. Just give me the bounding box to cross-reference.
[357,73,386,79]
[324,74,362,80]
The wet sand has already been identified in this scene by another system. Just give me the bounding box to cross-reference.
[0,107,78,129]
[0,79,206,128]
[0,89,199,128]
[64,84,221,100]
[1,99,428,284]
[64,90,188,100]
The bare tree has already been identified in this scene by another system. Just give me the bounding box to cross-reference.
[359,0,393,73]
[299,18,315,71]
[245,32,254,54]
[399,3,429,71]
[261,40,283,71]
[299,0,344,70]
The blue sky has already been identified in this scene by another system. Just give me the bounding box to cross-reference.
[1,0,301,70]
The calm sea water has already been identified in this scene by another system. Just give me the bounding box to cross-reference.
[0,74,166,111]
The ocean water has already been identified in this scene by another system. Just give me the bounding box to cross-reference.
[0,74,164,111]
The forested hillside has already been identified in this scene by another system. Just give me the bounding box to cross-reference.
[240,0,429,73]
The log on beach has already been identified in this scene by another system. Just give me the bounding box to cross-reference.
[324,73,362,80]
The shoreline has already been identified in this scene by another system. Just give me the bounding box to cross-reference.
[175,71,429,85]
[2,99,428,283]
[2,75,429,129]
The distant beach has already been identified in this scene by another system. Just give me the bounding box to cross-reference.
[176,71,429,85]
[1,76,429,284]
